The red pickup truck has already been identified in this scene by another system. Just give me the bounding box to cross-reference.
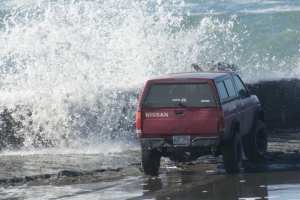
[136,71,267,175]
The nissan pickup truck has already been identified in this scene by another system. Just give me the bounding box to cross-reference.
[136,70,267,175]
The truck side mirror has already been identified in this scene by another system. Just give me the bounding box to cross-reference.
[246,84,256,95]
[238,89,249,98]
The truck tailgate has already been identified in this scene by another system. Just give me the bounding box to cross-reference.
[141,108,218,135]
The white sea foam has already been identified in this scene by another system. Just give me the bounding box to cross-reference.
[240,6,300,14]
[0,140,138,156]
[0,0,37,9]
[190,11,229,16]
[0,0,240,151]
[233,0,284,4]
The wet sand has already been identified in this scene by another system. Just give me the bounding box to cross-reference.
[0,131,299,199]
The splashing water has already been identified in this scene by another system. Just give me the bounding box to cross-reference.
[0,0,242,152]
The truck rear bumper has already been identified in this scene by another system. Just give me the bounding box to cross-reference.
[140,137,220,149]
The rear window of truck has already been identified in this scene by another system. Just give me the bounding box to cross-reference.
[142,83,217,107]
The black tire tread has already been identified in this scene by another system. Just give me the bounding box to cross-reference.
[242,120,268,161]
[222,132,243,173]
[141,148,161,176]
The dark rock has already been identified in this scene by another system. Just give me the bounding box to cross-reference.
[246,78,300,130]
[25,174,51,181]
[0,108,24,150]
[57,170,83,178]
[108,167,123,172]
[94,169,107,173]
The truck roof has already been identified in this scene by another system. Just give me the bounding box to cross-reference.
[149,71,234,81]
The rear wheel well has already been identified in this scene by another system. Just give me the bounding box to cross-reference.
[222,121,240,141]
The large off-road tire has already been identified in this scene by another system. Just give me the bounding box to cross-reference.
[242,120,268,161]
[141,148,161,176]
[222,132,243,173]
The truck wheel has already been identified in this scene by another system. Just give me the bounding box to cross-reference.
[141,148,161,176]
[222,132,242,173]
[242,120,267,161]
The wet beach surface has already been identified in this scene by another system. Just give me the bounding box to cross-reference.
[0,131,300,199]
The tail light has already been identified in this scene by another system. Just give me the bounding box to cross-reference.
[218,110,225,132]
[136,107,142,137]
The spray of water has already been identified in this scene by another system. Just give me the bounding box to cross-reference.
[0,0,240,152]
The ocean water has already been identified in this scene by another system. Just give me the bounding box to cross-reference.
[0,0,299,152]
